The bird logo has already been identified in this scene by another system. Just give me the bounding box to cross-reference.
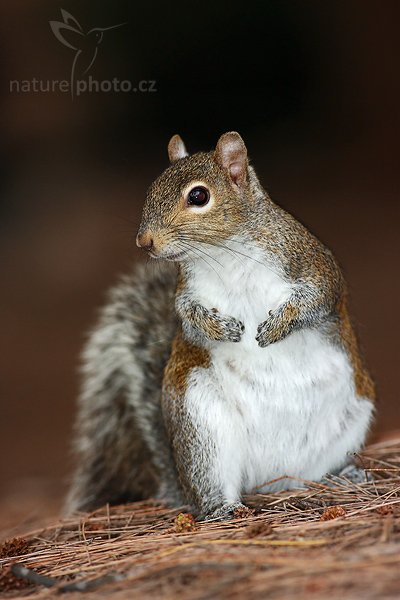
[50,9,126,98]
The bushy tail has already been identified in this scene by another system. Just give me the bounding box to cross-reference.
[65,262,179,513]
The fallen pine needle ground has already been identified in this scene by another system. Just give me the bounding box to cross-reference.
[1,437,400,599]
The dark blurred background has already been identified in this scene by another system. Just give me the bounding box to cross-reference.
[1,1,399,534]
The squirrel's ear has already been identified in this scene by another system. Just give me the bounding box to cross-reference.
[168,134,188,163]
[215,132,248,187]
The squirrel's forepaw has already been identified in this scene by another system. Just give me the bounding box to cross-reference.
[223,316,245,342]
[256,315,289,347]
[210,311,245,342]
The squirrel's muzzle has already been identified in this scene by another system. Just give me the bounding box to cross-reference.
[136,231,154,251]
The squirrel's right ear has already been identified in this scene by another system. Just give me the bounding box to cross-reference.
[215,132,248,187]
[168,134,188,163]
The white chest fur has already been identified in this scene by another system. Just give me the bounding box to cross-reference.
[184,240,373,496]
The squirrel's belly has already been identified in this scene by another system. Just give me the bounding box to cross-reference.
[191,327,373,493]
[186,253,373,492]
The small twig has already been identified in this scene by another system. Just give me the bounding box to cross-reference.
[380,515,394,544]
[59,573,121,593]
[80,518,92,565]
[106,503,111,540]
[157,538,328,559]
[11,563,57,588]
[11,562,120,594]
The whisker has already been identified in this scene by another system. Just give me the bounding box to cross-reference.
[177,240,225,283]
[157,224,268,269]
[177,237,225,269]
[166,210,181,228]
[197,239,246,267]
[174,228,264,268]
[191,234,265,267]
[174,245,198,273]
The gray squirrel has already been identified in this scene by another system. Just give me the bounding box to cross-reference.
[66,132,375,519]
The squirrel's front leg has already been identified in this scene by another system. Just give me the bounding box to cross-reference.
[176,290,244,343]
[256,283,334,347]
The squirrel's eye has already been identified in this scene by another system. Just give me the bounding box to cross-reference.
[187,186,210,207]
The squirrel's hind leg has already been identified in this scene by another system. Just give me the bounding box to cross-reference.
[162,350,246,520]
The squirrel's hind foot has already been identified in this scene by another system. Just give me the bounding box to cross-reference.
[203,502,254,521]
[322,464,373,487]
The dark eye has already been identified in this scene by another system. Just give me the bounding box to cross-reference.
[187,186,210,207]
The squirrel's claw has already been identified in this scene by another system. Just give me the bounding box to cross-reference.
[222,317,245,342]
[207,310,245,342]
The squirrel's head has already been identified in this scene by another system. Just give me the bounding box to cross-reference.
[136,132,256,261]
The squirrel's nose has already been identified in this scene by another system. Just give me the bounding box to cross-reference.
[136,232,154,251]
